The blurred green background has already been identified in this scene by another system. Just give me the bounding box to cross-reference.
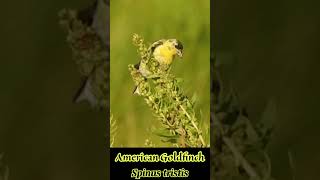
[1,0,318,179]
[0,0,107,180]
[110,0,210,147]
[214,0,320,179]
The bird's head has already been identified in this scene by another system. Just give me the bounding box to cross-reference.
[168,39,183,58]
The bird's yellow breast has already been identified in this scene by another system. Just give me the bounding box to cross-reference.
[153,42,177,65]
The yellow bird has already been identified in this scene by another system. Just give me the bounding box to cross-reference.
[135,39,183,77]
[133,39,183,94]
[152,39,183,65]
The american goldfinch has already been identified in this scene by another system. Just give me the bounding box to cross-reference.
[135,39,183,77]
[151,39,183,65]
[133,39,183,94]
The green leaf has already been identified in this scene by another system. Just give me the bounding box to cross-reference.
[152,128,179,139]
[191,93,198,105]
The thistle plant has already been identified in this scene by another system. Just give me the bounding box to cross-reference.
[129,34,206,147]
[58,8,107,76]
[211,56,275,180]
[58,3,109,110]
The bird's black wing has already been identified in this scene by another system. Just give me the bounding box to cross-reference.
[134,62,140,69]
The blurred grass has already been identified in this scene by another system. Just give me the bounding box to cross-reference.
[214,0,320,179]
[110,0,210,147]
[0,0,108,179]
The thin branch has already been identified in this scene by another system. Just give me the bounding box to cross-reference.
[180,105,206,146]
[223,137,261,179]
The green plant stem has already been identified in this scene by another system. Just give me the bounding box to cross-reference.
[213,112,261,179]
[223,137,260,180]
[180,105,205,146]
